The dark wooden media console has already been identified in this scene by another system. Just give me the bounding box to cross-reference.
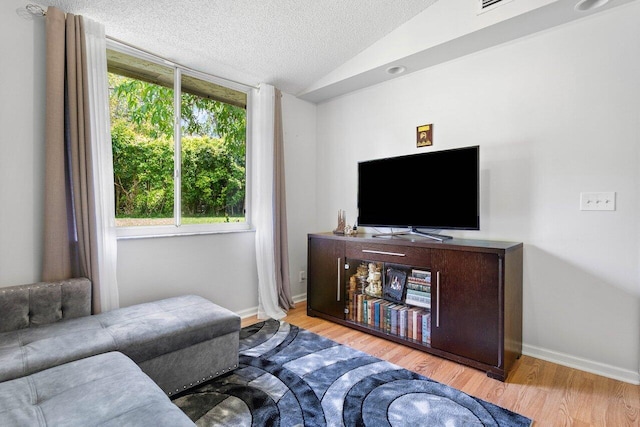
[307,232,523,381]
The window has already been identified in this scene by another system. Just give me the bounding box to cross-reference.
[107,42,251,237]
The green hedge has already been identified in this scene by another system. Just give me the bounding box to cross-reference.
[112,120,245,218]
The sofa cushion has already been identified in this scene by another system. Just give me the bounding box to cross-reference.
[0,278,91,333]
[0,295,240,383]
[97,294,239,362]
[0,316,115,384]
[0,351,195,426]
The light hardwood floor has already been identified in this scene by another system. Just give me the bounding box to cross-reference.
[241,302,639,426]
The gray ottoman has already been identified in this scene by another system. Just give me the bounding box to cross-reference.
[0,351,194,426]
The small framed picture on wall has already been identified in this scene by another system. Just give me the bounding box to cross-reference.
[417,124,433,147]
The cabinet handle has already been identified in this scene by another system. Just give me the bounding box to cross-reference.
[498,256,503,368]
[436,271,440,328]
[337,257,341,302]
[361,249,406,257]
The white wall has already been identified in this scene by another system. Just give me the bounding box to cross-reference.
[116,232,258,312]
[281,93,318,296]
[316,3,640,382]
[0,0,318,318]
[0,0,46,285]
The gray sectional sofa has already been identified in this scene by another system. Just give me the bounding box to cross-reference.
[0,277,241,426]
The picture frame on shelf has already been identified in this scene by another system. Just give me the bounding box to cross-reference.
[383,268,407,303]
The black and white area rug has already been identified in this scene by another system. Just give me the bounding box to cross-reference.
[172,319,532,426]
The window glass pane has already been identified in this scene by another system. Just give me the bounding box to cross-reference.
[108,59,175,227]
[107,47,250,233]
[180,74,247,225]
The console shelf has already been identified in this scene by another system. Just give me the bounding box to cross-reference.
[307,232,523,381]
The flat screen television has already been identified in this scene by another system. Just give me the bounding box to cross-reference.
[357,145,479,241]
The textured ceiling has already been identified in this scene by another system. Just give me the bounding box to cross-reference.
[31,0,438,95]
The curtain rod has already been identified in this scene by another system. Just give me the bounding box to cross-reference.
[24,4,259,91]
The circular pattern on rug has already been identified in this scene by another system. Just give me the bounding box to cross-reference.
[172,320,532,427]
[360,380,499,426]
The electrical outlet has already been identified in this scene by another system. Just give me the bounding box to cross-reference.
[580,192,616,211]
[299,271,306,283]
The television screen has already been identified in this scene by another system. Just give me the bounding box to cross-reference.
[357,145,479,233]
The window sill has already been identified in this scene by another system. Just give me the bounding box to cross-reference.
[116,224,255,240]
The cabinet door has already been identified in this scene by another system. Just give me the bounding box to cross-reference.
[431,249,500,366]
[308,237,346,319]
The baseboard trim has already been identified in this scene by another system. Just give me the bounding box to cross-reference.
[236,294,307,320]
[522,343,640,385]
[292,293,307,304]
[236,306,258,319]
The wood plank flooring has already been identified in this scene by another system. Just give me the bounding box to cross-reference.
[242,302,640,426]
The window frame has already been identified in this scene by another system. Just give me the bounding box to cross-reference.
[106,40,253,239]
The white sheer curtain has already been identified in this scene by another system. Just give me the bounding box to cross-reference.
[83,17,119,311]
[251,84,286,320]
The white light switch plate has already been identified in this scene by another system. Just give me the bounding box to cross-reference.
[580,192,616,211]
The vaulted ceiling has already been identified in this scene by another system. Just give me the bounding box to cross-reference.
[29,0,637,103]
[32,0,438,95]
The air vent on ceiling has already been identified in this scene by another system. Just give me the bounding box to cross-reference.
[482,0,503,8]
[479,0,513,13]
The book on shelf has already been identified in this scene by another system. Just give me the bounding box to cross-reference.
[382,302,391,330]
[366,298,373,325]
[410,308,420,341]
[390,305,400,336]
[384,303,398,334]
[373,299,385,328]
[405,299,430,309]
[362,298,367,325]
[405,289,431,309]
[362,297,370,325]
[407,307,416,339]
[410,269,431,282]
[422,310,431,344]
[406,288,430,297]
[407,276,429,285]
[347,291,355,322]
[366,297,381,326]
[399,306,408,338]
[415,309,427,342]
[406,282,430,293]
[363,295,369,324]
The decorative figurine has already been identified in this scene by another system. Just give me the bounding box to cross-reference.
[364,262,383,297]
[333,209,346,235]
[345,224,358,236]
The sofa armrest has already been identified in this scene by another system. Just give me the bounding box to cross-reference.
[0,277,91,333]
